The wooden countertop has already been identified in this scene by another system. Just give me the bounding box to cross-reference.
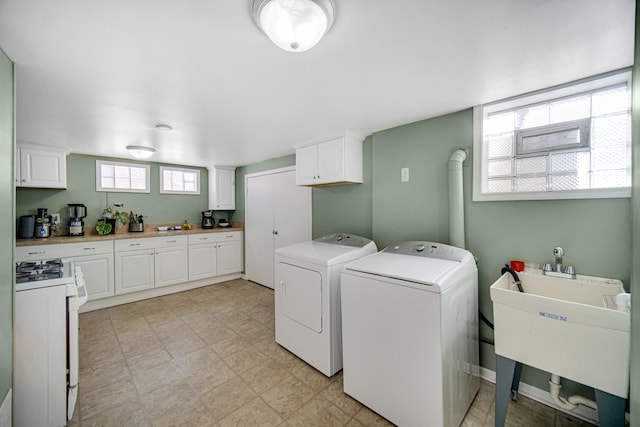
[16,223,244,246]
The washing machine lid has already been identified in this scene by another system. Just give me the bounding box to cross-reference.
[275,234,377,266]
[344,241,473,287]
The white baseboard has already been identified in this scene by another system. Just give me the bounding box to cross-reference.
[479,367,598,424]
[0,389,11,427]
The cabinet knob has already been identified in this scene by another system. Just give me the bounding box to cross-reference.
[273,230,279,235]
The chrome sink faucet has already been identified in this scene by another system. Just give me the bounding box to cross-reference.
[543,246,576,279]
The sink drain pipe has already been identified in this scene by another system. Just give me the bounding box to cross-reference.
[549,374,597,411]
[448,149,467,248]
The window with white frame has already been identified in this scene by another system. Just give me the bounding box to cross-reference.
[160,166,200,194]
[473,71,632,201]
[96,160,150,193]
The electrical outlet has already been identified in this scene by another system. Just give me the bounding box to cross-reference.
[50,213,60,226]
[401,167,409,182]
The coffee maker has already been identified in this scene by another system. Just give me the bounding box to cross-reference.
[202,210,214,229]
[68,204,87,236]
[34,208,52,238]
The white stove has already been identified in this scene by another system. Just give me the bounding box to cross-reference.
[14,257,88,426]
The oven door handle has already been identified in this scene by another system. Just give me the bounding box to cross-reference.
[74,266,89,306]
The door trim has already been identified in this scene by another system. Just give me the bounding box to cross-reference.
[244,165,296,180]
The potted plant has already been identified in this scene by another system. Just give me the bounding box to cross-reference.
[102,203,129,234]
[95,220,113,236]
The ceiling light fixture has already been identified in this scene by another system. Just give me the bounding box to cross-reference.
[251,0,335,53]
[126,145,156,159]
[155,123,172,131]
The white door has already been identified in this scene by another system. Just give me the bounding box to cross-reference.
[246,168,311,289]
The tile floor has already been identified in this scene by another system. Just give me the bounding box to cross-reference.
[71,279,593,426]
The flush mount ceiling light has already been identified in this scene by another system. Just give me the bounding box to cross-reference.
[251,0,335,52]
[126,145,156,159]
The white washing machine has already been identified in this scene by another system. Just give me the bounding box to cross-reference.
[341,241,479,427]
[274,233,377,377]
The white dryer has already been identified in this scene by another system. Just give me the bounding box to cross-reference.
[274,233,377,377]
[341,241,479,427]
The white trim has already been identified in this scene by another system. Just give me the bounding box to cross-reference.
[159,166,201,195]
[244,165,296,179]
[95,160,151,193]
[479,367,598,424]
[0,389,11,427]
[473,70,632,202]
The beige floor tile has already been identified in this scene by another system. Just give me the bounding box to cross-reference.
[162,331,209,358]
[290,361,334,391]
[319,379,362,416]
[218,397,283,427]
[240,358,292,394]
[261,375,316,418]
[79,377,138,420]
[120,334,165,359]
[286,396,351,427]
[175,346,221,378]
[80,333,125,368]
[353,406,395,426]
[187,359,239,396]
[144,310,182,329]
[79,317,114,342]
[82,398,150,427]
[199,376,258,421]
[125,348,173,372]
[197,324,238,345]
[216,309,250,325]
[223,345,269,374]
[131,359,185,395]
[79,357,131,393]
[211,335,251,358]
[141,381,215,427]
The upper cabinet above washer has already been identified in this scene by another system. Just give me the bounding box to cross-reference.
[209,166,236,210]
[295,133,363,187]
[16,144,68,188]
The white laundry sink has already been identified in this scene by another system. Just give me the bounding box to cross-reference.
[490,271,630,398]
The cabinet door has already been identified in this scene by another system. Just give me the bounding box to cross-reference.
[295,145,318,185]
[188,243,217,281]
[18,147,67,188]
[115,249,155,295]
[155,246,188,287]
[72,253,115,301]
[217,240,242,276]
[209,167,236,210]
[316,137,344,184]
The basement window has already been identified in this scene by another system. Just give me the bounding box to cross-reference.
[96,160,150,193]
[160,166,200,194]
[473,71,632,201]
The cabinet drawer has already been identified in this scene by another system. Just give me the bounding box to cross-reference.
[211,231,242,243]
[188,234,217,245]
[153,235,188,249]
[114,237,158,252]
[59,240,114,257]
[16,240,114,262]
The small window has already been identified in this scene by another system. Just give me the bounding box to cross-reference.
[96,160,150,193]
[160,166,200,194]
[474,71,632,201]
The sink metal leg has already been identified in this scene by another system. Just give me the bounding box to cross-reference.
[594,389,625,427]
[510,361,523,401]
[495,355,516,427]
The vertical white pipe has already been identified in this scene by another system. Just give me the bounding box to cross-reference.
[448,149,467,249]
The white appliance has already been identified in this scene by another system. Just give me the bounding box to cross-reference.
[274,233,377,377]
[340,241,479,427]
[14,258,88,427]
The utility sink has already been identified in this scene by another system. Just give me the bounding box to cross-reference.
[490,271,630,398]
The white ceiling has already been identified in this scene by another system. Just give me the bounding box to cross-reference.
[0,0,635,168]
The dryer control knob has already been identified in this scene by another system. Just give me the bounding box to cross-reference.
[416,244,425,252]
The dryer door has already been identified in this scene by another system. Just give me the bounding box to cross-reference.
[278,262,322,333]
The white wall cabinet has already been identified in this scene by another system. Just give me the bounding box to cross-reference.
[16,145,68,188]
[15,241,115,301]
[209,166,236,210]
[295,133,363,186]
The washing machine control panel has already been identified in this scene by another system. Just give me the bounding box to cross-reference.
[314,233,373,248]
[383,241,469,262]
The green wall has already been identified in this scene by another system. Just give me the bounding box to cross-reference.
[16,154,212,231]
[0,49,14,408]
[235,108,633,401]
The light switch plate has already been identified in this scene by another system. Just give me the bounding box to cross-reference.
[401,167,409,182]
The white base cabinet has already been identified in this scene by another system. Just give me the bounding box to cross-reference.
[115,248,155,295]
[188,231,242,280]
[15,240,115,301]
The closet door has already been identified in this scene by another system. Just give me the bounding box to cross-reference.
[245,168,311,289]
[246,173,275,288]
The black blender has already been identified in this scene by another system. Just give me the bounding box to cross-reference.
[68,204,87,236]
[202,210,214,229]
